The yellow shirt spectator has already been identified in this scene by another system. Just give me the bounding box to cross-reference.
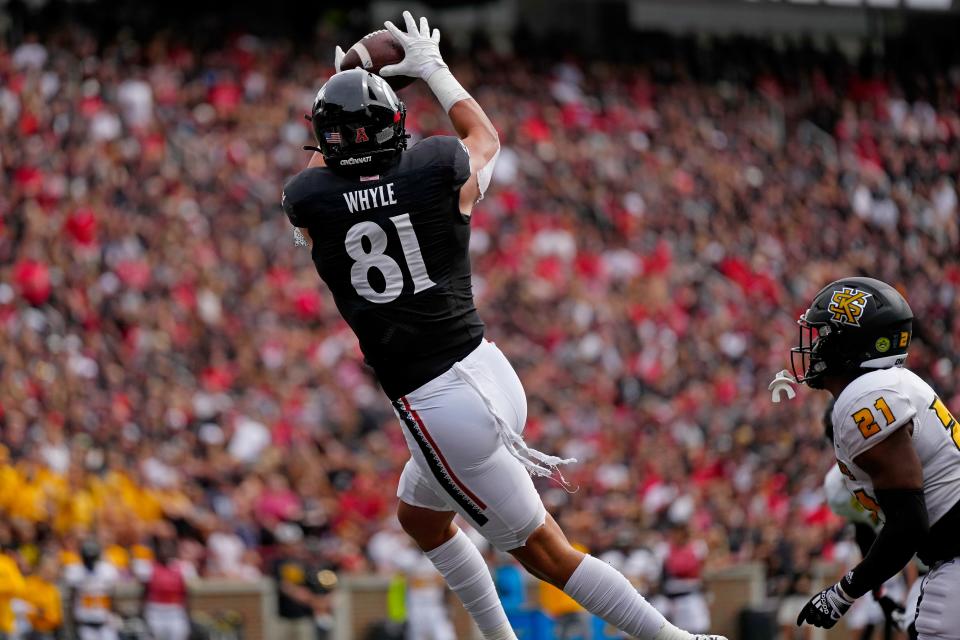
[132,487,164,522]
[23,575,62,633]
[10,479,46,522]
[539,543,588,617]
[53,486,95,534]
[0,458,177,536]
[104,545,129,572]
[0,553,25,634]
[131,544,154,563]
[539,579,583,617]
[60,550,81,568]
[0,464,19,514]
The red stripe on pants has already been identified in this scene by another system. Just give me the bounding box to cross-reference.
[400,396,488,510]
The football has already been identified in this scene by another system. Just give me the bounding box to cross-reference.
[339,30,415,91]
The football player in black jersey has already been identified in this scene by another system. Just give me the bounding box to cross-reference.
[282,11,726,640]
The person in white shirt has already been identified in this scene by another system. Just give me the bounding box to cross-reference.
[63,541,120,640]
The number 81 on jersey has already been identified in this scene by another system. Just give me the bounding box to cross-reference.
[345,214,436,304]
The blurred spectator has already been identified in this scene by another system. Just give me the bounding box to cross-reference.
[63,540,120,640]
[660,525,710,634]
[22,557,62,640]
[207,521,261,581]
[777,572,813,640]
[401,553,456,640]
[491,554,525,616]
[0,550,25,640]
[539,562,588,639]
[271,524,318,640]
[135,538,193,640]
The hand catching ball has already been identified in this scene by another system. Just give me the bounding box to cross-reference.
[338,30,415,90]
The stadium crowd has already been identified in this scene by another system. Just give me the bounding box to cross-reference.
[1,18,959,636]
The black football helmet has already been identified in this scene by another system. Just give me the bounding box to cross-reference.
[791,277,913,389]
[305,68,407,173]
[80,539,101,570]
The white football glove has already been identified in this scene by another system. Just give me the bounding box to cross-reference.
[768,369,797,403]
[381,10,446,80]
[334,45,345,72]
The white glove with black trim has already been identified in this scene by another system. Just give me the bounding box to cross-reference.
[381,10,446,80]
[797,582,856,629]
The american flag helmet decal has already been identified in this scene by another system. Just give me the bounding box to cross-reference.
[324,130,342,144]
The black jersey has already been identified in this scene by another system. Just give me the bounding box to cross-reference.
[282,136,484,399]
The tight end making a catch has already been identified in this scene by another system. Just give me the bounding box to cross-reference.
[281,9,728,640]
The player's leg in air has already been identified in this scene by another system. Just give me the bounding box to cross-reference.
[391,336,721,640]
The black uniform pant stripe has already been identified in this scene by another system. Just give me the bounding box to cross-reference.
[394,398,489,527]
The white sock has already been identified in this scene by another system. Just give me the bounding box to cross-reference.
[425,529,517,640]
[563,554,694,640]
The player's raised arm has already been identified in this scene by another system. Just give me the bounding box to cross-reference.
[381,11,499,215]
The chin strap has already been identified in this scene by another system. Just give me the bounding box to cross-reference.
[303,114,322,153]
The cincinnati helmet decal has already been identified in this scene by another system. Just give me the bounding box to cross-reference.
[828,287,872,327]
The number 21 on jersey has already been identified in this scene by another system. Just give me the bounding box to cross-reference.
[345,214,436,304]
[852,397,896,439]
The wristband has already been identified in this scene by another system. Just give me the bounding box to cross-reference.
[426,67,471,113]
[839,573,865,600]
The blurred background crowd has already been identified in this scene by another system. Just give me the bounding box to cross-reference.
[1,0,960,638]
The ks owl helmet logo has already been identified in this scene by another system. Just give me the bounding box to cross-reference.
[828,288,872,327]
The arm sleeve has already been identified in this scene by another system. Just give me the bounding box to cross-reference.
[842,488,929,598]
[853,522,877,559]
[836,388,917,461]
